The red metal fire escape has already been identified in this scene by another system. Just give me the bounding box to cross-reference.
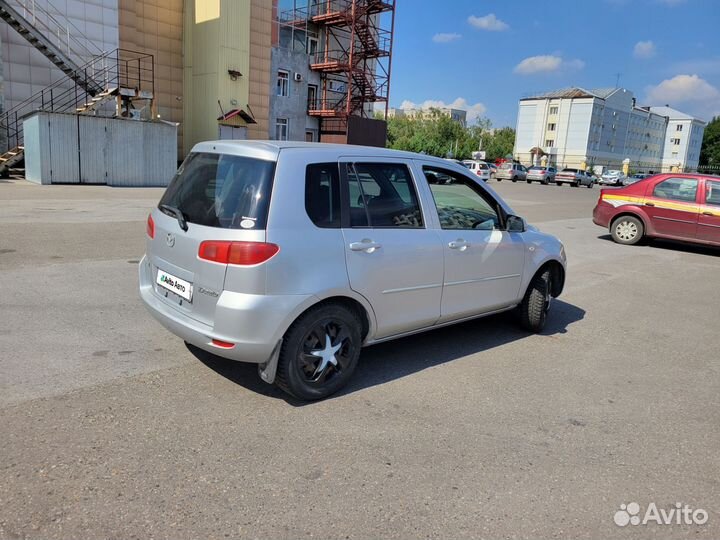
[307,0,395,141]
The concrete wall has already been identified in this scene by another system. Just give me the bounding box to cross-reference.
[24,111,177,186]
[269,46,320,141]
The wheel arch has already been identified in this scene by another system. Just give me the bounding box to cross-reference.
[534,260,565,298]
[284,293,374,343]
[610,209,650,234]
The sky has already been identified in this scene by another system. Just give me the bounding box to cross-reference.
[387,0,720,127]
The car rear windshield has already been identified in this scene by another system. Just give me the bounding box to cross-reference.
[529,167,546,171]
[159,152,276,230]
[561,168,578,173]
[500,163,513,169]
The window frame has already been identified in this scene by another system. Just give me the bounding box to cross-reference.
[305,162,341,228]
[338,160,427,230]
[276,70,290,97]
[275,118,289,141]
[704,179,720,207]
[421,165,508,231]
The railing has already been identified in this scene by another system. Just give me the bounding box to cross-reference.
[9,0,104,63]
[0,49,155,151]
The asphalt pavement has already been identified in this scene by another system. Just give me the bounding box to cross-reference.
[1,178,718,539]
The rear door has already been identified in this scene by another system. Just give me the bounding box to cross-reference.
[643,176,700,240]
[148,151,275,326]
[339,159,444,339]
[698,178,720,244]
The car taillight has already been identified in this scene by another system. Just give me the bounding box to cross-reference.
[147,214,155,238]
[198,241,280,266]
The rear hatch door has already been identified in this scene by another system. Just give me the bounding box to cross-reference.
[147,151,276,326]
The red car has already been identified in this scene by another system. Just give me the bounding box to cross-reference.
[593,173,720,247]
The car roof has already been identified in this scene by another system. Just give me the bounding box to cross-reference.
[191,140,464,166]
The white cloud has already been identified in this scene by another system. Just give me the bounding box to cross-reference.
[645,74,720,119]
[468,13,509,31]
[634,40,656,59]
[432,32,461,43]
[513,55,585,75]
[399,97,487,123]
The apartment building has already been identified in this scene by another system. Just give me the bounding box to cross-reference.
[514,87,706,172]
[388,106,467,127]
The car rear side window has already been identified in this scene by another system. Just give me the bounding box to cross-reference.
[305,163,341,228]
[652,178,698,203]
[159,152,275,229]
[345,163,424,228]
[707,180,720,206]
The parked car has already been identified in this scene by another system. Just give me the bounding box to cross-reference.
[462,160,492,181]
[496,162,528,182]
[526,166,557,185]
[599,170,627,186]
[593,173,720,247]
[556,168,594,188]
[140,141,567,400]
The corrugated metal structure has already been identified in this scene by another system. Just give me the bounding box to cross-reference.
[24,111,177,186]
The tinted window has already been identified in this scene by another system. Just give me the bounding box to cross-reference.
[159,152,275,229]
[305,163,341,228]
[346,163,423,228]
[424,167,501,231]
[562,168,578,173]
[652,178,698,203]
[706,180,720,206]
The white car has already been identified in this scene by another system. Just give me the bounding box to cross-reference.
[462,160,492,182]
[600,170,626,186]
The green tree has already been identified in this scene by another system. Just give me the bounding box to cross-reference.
[699,116,720,169]
[384,110,514,161]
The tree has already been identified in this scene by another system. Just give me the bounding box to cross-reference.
[384,110,514,161]
[699,116,720,169]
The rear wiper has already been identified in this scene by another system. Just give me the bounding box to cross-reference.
[159,204,188,232]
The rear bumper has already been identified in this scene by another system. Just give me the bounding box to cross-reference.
[592,201,614,228]
[555,177,577,183]
[138,255,315,364]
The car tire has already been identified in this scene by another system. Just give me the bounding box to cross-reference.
[572,181,579,187]
[556,182,562,186]
[275,303,362,400]
[587,182,593,188]
[610,215,644,245]
[543,179,549,185]
[512,176,518,182]
[518,269,551,333]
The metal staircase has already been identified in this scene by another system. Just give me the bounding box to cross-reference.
[0,0,104,95]
[0,49,155,175]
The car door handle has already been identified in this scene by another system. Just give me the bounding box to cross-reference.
[645,202,655,207]
[448,239,469,250]
[702,211,715,216]
[349,240,381,252]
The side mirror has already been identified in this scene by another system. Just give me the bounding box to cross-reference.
[507,215,526,233]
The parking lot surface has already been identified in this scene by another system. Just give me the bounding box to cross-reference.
[1,178,718,539]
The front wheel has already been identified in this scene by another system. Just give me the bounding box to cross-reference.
[512,176,518,182]
[610,215,644,245]
[275,304,362,400]
[517,270,552,333]
[587,182,593,188]
[572,181,579,187]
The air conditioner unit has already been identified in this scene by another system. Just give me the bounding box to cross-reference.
[294,72,303,82]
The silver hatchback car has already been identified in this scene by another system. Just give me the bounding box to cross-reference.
[140,141,567,400]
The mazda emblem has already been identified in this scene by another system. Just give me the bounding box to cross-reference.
[166,233,175,247]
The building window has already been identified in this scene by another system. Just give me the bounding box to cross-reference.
[545,140,554,148]
[307,37,319,56]
[547,123,556,131]
[307,84,318,111]
[672,138,681,145]
[277,70,289,97]
[549,106,558,115]
[676,124,683,132]
[275,118,289,140]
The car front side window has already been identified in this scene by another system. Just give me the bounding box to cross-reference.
[423,166,502,231]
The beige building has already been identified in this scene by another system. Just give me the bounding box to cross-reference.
[389,106,467,126]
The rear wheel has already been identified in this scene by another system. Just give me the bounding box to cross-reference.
[512,176,518,182]
[572,181,579,187]
[587,181,593,188]
[275,304,362,400]
[543,178,549,185]
[527,179,532,184]
[556,181,562,186]
[611,215,644,245]
[518,270,552,333]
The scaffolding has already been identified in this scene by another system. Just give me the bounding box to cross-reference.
[276,0,396,139]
